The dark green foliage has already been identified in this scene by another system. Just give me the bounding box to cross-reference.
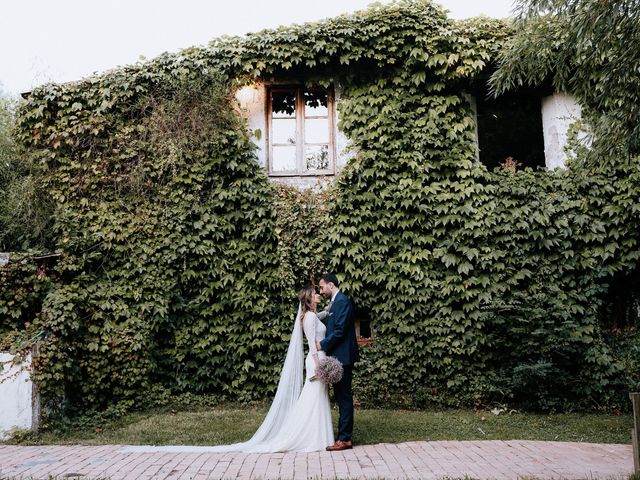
[1,0,639,417]
[604,328,640,398]
[10,77,292,416]
[490,0,640,161]
[0,94,54,251]
[272,183,333,292]
[337,114,640,409]
[0,252,54,342]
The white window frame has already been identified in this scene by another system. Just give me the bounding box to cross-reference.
[266,85,337,176]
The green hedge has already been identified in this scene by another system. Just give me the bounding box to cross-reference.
[2,0,639,417]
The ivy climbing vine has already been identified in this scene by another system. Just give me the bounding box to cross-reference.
[2,0,639,417]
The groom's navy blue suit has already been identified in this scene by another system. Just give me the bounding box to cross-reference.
[320,290,359,442]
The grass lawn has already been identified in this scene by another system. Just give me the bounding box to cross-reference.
[3,405,633,446]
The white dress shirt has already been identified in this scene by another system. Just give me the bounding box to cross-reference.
[331,288,340,303]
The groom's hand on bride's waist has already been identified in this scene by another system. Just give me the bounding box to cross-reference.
[316,341,322,351]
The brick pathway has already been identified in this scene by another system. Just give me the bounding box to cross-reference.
[0,440,633,479]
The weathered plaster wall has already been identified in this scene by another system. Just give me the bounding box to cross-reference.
[236,83,267,168]
[541,93,582,169]
[0,353,34,440]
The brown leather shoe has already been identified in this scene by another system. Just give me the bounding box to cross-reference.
[326,439,353,451]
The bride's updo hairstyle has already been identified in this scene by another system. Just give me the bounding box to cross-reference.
[298,287,315,325]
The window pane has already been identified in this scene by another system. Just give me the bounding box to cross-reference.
[272,91,296,117]
[304,91,328,117]
[272,146,297,172]
[305,145,329,171]
[476,92,545,169]
[272,118,296,145]
[305,118,329,144]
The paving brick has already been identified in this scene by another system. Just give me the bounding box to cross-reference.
[0,440,634,479]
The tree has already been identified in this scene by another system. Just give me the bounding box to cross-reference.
[490,0,640,163]
[0,88,54,251]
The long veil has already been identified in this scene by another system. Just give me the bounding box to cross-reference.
[175,303,306,452]
[232,302,304,448]
[121,304,305,453]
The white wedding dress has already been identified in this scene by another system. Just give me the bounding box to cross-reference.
[244,311,334,452]
[121,306,334,453]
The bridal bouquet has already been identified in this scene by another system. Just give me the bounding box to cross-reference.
[311,356,343,384]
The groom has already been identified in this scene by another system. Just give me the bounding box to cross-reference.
[316,273,359,451]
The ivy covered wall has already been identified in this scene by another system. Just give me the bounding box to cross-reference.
[2,0,639,417]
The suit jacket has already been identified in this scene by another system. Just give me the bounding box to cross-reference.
[319,291,359,366]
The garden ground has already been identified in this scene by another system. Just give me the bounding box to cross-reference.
[0,407,636,479]
[4,407,633,446]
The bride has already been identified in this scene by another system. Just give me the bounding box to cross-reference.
[124,287,334,453]
[207,287,334,452]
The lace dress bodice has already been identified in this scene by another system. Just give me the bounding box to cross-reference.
[302,312,326,358]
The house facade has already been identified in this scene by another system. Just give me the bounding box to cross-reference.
[237,81,582,187]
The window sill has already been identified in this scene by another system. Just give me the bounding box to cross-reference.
[268,172,336,177]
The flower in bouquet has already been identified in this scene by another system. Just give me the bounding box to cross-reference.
[311,356,343,384]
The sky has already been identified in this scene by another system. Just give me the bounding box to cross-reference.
[0,0,514,96]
